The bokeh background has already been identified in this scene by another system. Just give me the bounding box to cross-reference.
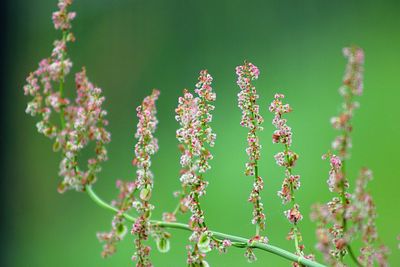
[3,0,400,266]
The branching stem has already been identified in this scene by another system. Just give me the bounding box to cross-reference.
[85,185,326,267]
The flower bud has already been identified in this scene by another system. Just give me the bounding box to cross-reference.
[116,222,127,238]
[156,237,170,253]
[52,140,61,152]
[140,185,152,201]
[197,232,211,253]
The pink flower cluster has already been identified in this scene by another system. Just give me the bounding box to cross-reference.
[310,203,336,265]
[133,90,160,190]
[174,70,217,266]
[131,90,160,267]
[342,47,364,96]
[58,68,110,192]
[236,61,267,240]
[311,48,364,264]
[23,0,110,193]
[351,169,388,266]
[195,70,217,173]
[311,169,389,266]
[52,0,76,30]
[322,153,348,193]
[97,215,126,257]
[269,94,302,219]
[175,90,206,195]
[312,47,387,266]
[269,94,314,263]
[236,62,263,175]
[331,47,364,159]
[24,0,76,132]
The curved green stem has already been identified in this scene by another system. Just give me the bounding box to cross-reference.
[85,185,326,267]
[347,245,362,267]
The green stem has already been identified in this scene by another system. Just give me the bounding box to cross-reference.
[347,245,362,267]
[254,162,262,236]
[337,82,361,267]
[172,201,181,216]
[247,80,263,236]
[85,185,326,267]
[284,144,302,255]
[59,30,68,129]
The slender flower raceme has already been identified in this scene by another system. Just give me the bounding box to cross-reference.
[312,47,387,267]
[318,47,364,263]
[269,94,314,265]
[195,70,217,173]
[173,70,217,266]
[23,0,110,193]
[131,90,160,267]
[350,169,388,266]
[330,47,364,160]
[24,0,75,130]
[311,153,349,265]
[236,61,268,257]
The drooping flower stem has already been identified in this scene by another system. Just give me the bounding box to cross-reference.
[86,185,326,267]
[24,0,110,193]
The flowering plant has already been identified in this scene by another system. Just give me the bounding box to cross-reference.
[23,1,391,266]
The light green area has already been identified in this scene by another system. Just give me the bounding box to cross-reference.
[6,0,400,266]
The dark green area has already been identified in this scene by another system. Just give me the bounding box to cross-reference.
[5,0,400,266]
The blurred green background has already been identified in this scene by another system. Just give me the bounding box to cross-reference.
[4,0,400,266]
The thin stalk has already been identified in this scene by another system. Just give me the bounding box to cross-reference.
[59,30,68,129]
[338,91,361,267]
[347,245,362,267]
[248,86,263,236]
[284,144,302,255]
[85,185,326,267]
[172,201,181,216]
[254,162,261,236]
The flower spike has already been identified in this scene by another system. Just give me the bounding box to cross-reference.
[131,89,160,267]
[311,47,388,266]
[236,61,268,246]
[172,70,217,266]
[269,93,314,264]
